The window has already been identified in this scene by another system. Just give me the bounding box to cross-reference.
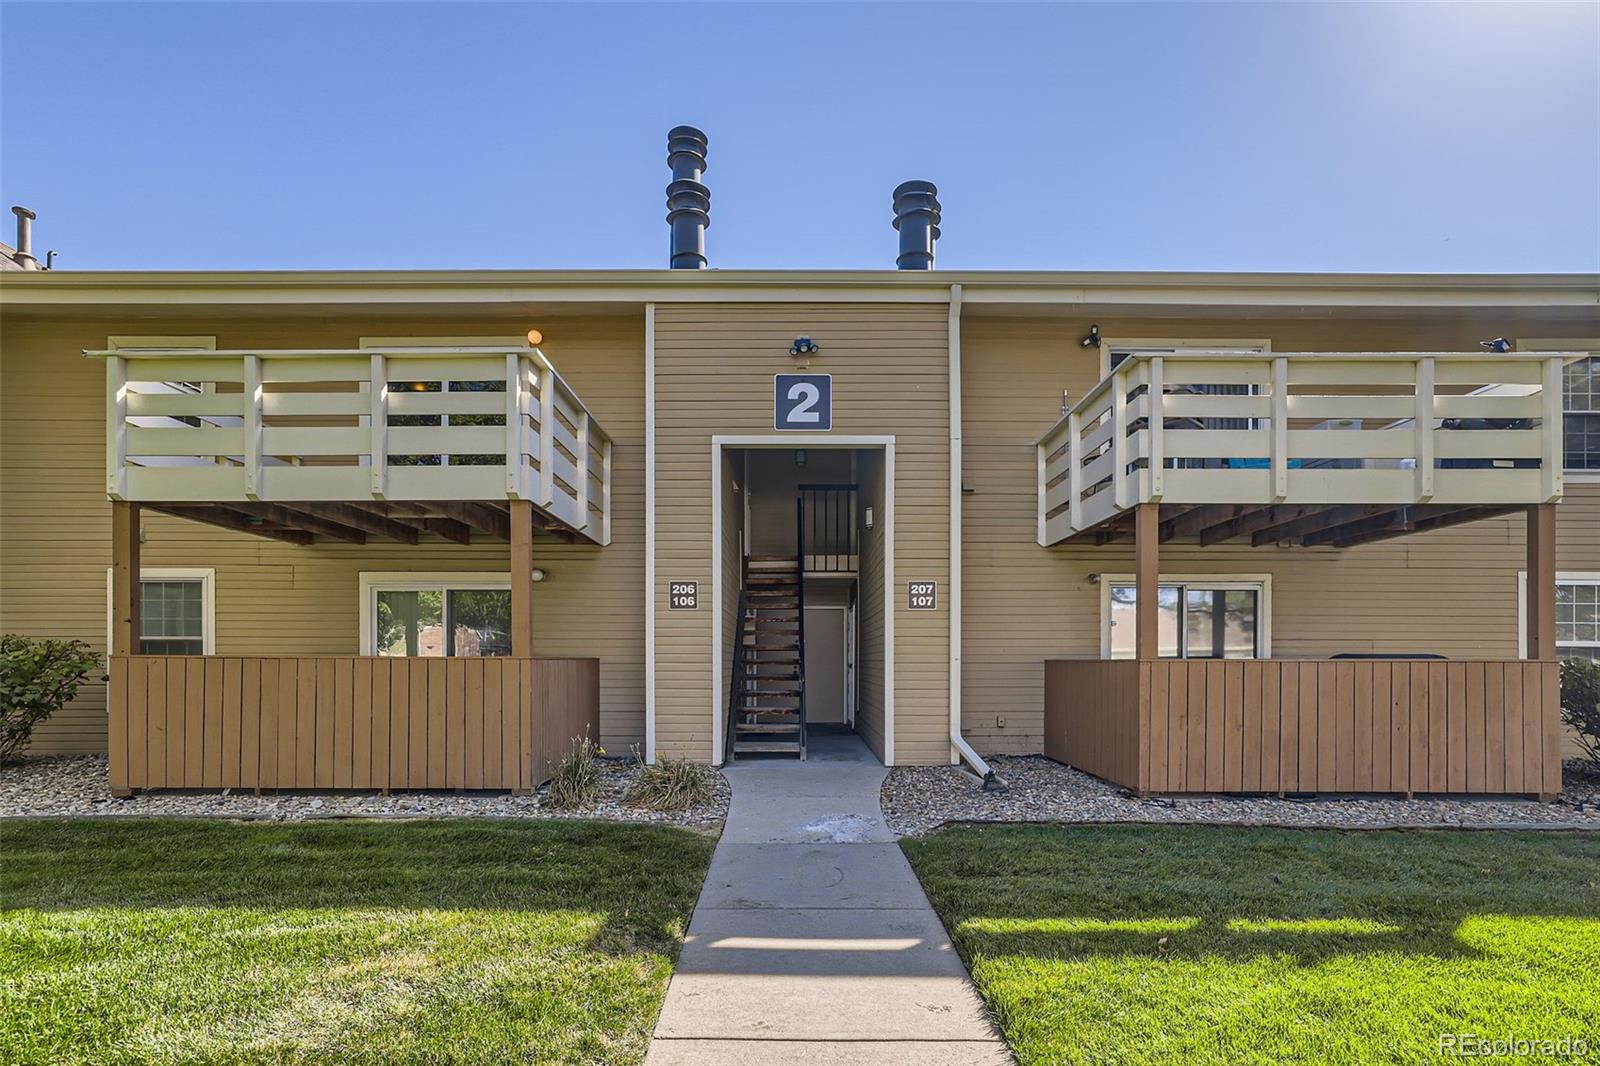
[359,573,512,657]
[105,567,215,654]
[1563,356,1599,472]
[1557,577,1600,661]
[1518,340,1599,474]
[1103,576,1270,659]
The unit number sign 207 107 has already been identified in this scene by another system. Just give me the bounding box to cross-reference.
[908,581,937,610]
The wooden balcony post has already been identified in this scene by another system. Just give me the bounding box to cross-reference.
[1134,501,1159,660]
[511,500,536,658]
[1525,503,1556,659]
[110,502,141,657]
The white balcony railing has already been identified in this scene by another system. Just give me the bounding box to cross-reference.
[89,346,611,544]
[1036,350,1577,546]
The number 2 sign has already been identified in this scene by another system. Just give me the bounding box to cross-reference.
[774,373,832,431]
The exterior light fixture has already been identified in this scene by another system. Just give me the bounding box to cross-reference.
[530,568,547,583]
[789,337,820,356]
[864,506,874,531]
[794,449,806,466]
[1080,324,1100,349]
[526,329,544,346]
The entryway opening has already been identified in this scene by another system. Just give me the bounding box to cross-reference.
[716,444,889,765]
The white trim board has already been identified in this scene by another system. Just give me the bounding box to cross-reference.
[1518,570,1600,659]
[357,571,511,656]
[105,567,216,655]
[1096,572,1274,659]
[709,435,895,765]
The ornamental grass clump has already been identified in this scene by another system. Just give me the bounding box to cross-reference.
[1560,658,1600,767]
[625,748,715,812]
[1,636,101,765]
[544,736,604,808]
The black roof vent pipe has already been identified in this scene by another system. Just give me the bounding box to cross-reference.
[666,126,710,269]
[891,180,941,270]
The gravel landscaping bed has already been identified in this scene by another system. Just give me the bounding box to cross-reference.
[0,754,729,831]
[883,755,1600,837]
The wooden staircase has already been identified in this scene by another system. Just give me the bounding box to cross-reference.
[728,555,807,759]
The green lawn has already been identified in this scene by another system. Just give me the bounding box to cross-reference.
[904,825,1600,1065]
[0,818,715,1066]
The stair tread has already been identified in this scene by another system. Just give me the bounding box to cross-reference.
[733,742,805,753]
[734,722,802,733]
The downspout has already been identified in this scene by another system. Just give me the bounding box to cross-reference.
[948,283,1004,791]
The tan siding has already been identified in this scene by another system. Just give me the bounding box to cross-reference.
[652,304,950,764]
[961,312,1600,756]
[2,314,644,755]
[856,451,887,760]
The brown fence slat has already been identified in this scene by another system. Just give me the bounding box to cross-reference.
[202,657,224,785]
[1521,663,1543,797]
[1484,661,1505,793]
[1316,663,1337,793]
[1427,661,1448,794]
[1370,662,1390,791]
[1464,662,1486,793]
[241,658,261,791]
[446,658,467,790]
[407,658,429,788]
[389,658,409,790]
[1352,662,1373,792]
[333,657,354,790]
[108,657,129,793]
[465,659,485,790]
[1259,661,1280,793]
[370,658,391,792]
[1503,663,1525,793]
[128,657,149,790]
[352,658,372,790]
[1147,661,1168,792]
[500,657,520,790]
[1446,661,1468,793]
[1222,662,1244,792]
[220,658,242,789]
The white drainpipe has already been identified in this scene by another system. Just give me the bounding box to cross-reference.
[948,284,995,783]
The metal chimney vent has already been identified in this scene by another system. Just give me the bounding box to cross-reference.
[891,181,941,270]
[665,126,710,269]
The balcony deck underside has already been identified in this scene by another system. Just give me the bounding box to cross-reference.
[1064,500,1525,548]
[142,499,583,546]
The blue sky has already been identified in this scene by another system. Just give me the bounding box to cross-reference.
[2,1,1596,272]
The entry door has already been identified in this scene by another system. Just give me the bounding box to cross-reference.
[803,607,848,724]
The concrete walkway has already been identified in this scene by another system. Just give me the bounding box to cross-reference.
[645,734,1011,1065]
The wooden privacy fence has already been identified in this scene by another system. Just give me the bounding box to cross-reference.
[108,656,599,795]
[1045,658,1563,799]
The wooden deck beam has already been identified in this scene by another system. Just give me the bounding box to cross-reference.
[301,503,421,544]
[149,504,314,546]
[1196,505,1301,546]
[216,503,368,544]
[1300,508,1412,548]
[1250,505,1394,547]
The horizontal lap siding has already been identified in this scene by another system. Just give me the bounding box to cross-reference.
[2,315,643,754]
[108,655,598,791]
[653,304,950,764]
[1130,659,1560,796]
[961,313,1600,756]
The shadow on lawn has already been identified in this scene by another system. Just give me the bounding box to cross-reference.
[906,824,1600,968]
[0,817,714,957]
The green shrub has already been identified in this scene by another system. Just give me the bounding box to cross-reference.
[0,636,101,765]
[626,749,715,812]
[1561,658,1600,767]
[544,735,603,808]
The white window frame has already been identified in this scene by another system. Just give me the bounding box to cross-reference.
[105,567,216,655]
[1099,573,1273,659]
[1519,338,1600,481]
[1518,570,1600,659]
[358,571,513,656]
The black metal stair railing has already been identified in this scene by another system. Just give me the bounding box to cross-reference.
[724,553,749,763]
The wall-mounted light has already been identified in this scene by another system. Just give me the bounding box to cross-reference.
[1087,573,1101,585]
[526,328,544,346]
[1079,324,1100,349]
[794,449,806,466]
[530,568,548,583]
[864,506,875,531]
[789,336,820,356]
